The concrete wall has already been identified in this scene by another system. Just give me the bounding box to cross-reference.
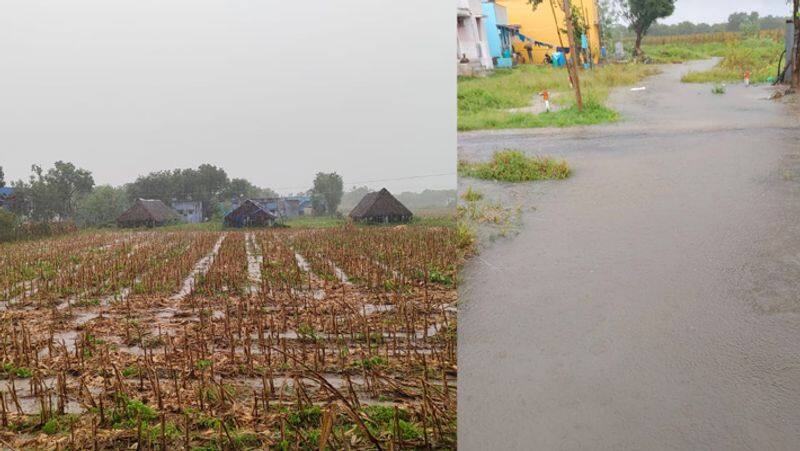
[457,0,493,73]
[482,2,503,59]
[498,0,601,65]
[171,201,203,223]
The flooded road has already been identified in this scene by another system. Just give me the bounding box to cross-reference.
[458,60,800,450]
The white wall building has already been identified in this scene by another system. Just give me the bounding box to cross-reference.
[171,200,203,223]
[457,0,492,76]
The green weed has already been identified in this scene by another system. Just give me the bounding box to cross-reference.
[459,150,571,182]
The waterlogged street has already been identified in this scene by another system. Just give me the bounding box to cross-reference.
[458,59,800,450]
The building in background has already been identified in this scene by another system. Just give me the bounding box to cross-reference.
[117,199,180,228]
[349,188,413,224]
[230,197,304,220]
[171,200,203,224]
[224,199,277,228]
[482,1,521,68]
[286,196,313,216]
[0,187,15,211]
[498,0,600,65]
[457,0,493,76]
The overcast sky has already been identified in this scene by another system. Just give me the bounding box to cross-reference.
[661,0,791,25]
[0,0,454,195]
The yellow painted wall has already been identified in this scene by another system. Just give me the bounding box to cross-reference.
[499,0,601,65]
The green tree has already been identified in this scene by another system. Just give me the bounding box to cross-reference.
[190,164,229,218]
[222,178,278,201]
[311,172,343,216]
[727,12,750,32]
[623,0,676,57]
[0,166,5,188]
[75,185,130,227]
[0,209,18,242]
[125,165,230,219]
[12,162,94,221]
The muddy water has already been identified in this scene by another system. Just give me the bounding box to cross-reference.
[459,60,800,450]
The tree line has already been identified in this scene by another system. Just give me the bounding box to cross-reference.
[0,162,345,230]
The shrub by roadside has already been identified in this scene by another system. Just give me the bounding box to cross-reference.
[681,38,783,84]
[459,150,571,182]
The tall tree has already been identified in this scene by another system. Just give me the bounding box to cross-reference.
[11,162,94,221]
[188,164,229,219]
[44,161,95,218]
[75,185,130,227]
[223,178,278,200]
[623,0,676,58]
[311,172,344,216]
[0,166,5,188]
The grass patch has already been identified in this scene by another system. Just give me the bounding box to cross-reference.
[459,101,619,131]
[458,63,658,130]
[642,42,729,64]
[283,216,345,229]
[711,84,726,95]
[408,215,456,228]
[459,150,570,182]
[681,38,783,84]
[158,221,223,232]
[460,187,483,202]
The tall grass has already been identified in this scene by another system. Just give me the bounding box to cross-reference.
[459,150,571,182]
[458,63,658,130]
[641,29,784,46]
[642,42,730,64]
[680,38,784,83]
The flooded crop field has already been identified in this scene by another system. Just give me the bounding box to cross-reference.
[0,226,458,449]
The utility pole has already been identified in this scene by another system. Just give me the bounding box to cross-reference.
[562,0,584,111]
[793,0,799,88]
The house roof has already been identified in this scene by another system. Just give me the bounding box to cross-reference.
[118,199,180,223]
[226,199,278,220]
[349,188,413,219]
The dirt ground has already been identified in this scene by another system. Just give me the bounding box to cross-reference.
[458,59,800,450]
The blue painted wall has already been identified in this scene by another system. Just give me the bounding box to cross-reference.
[482,3,503,60]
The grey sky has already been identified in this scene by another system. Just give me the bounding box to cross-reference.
[0,0,455,195]
[661,0,791,25]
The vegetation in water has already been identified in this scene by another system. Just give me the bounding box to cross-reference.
[459,150,571,182]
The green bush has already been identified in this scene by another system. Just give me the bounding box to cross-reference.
[459,150,571,182]
[0,209,18,242]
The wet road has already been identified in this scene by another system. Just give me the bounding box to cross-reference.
[458,60,800,450]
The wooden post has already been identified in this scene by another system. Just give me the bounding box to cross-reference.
[562,0,584,111]
[793,0,800,88]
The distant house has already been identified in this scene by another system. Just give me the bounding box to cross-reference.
[286,196,313,216]
[458,0,493,76]
[482,1,521,68]
[349,188,413,224]
[171,200,203,223]
[224,199,278,228]
[230,197,307,220]
[498,0,601,65]
[0,187,14,211]
[117,199,180,228]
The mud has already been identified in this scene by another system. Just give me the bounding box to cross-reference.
[458,60,800,450]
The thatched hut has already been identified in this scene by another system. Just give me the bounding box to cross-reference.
[117,199,180,228]
[224,199,278,228]
[349,188,413,224]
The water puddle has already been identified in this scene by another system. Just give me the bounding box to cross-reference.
[170,234,227,301]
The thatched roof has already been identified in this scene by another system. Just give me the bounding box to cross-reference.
[117,199,180,225]
[224,199,278,228]
[349,188,413,221]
